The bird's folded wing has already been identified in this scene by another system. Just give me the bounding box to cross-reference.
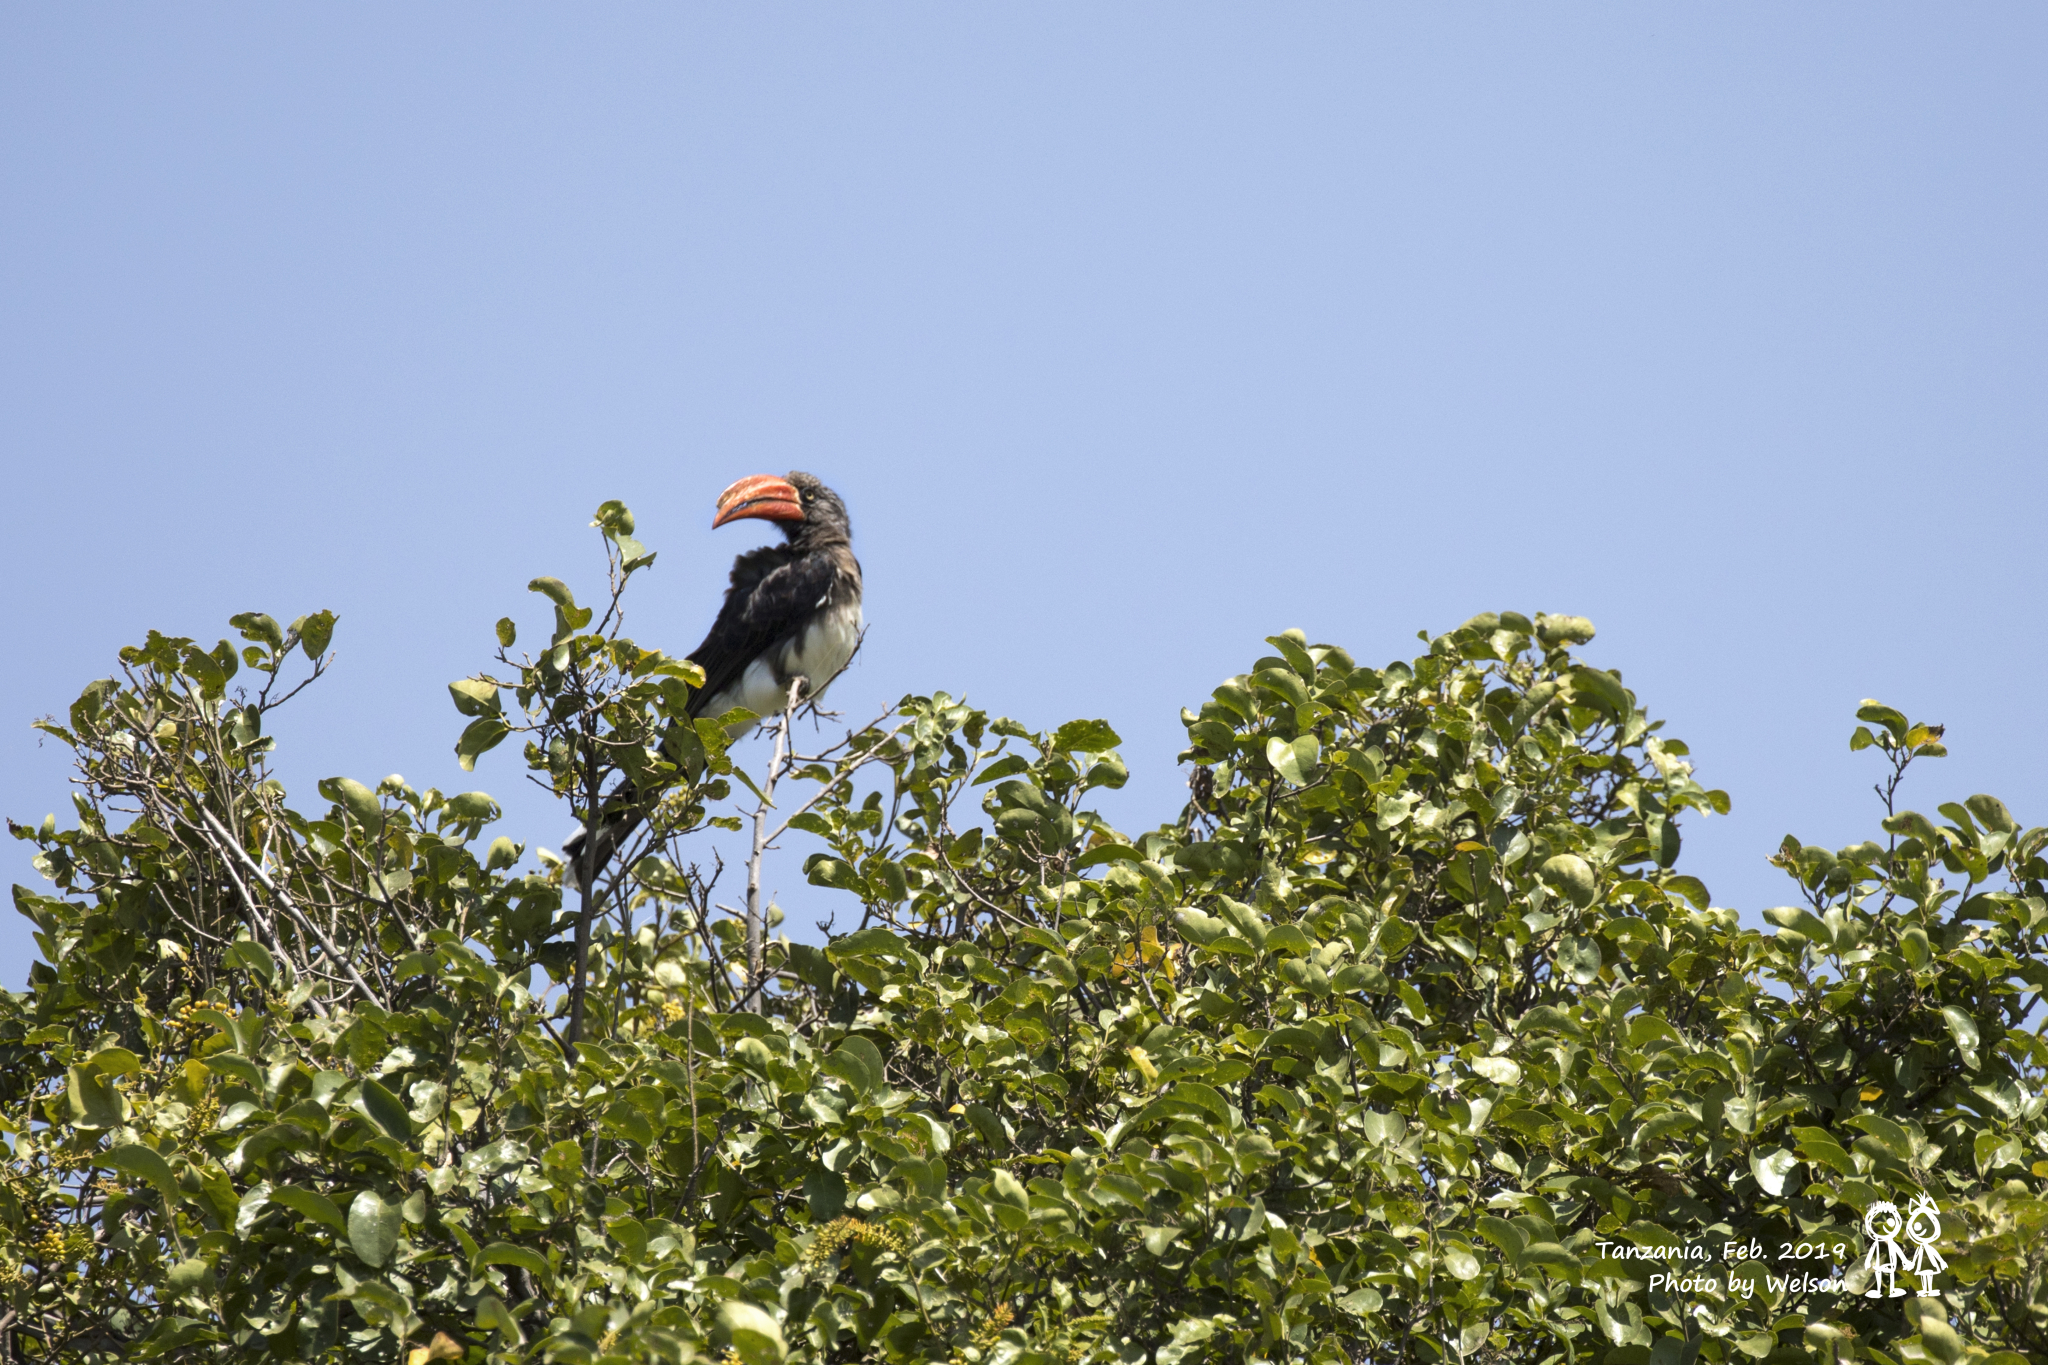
[686,546,844,717]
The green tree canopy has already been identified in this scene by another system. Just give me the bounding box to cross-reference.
[3,506,2044,1365]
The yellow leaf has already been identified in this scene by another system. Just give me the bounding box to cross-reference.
[1113,927,1180,980]
[1860,1087,1883,1102]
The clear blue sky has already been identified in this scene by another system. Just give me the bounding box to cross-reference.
[3,7,2044,986]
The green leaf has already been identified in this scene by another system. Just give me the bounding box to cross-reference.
[1261,924,1314,956]
[1663,874,1709,909]
[1535,614,1596,647]
[1443,1244,1481,1280]
[1940,1006,1981,1068]
[319,776,384,829]
[1750,1148,1798,1197]
[88,1045,143,1077]
[1762,905,1831,946]
[1556,936,1601,985]
[1074,841,1144,870]
[1973,1131,2021,1174]
[822,1037,885,1096]
[108,1142,176,1190]
[1882,810,1942,846]
[1264,736,1304,785]
[166,1256,211,1299]
[448,678,501,717]
[806,856,865,894]
[527,576,576,609]
[1141,1224,1185,1257]
[804,1168,847,1221]
[729,763,771,806]
[476,1295,525,1345]
[1053,719,1123,753]
[222,939,278,986]
[1173,909,1232,946]
[336,1277,410,1326]
[1475,1215,1525,1261]
[989,1168,1028,1207]
[182,644,227,695]
[1252,667,1310,714]
[1792,1127,1856,1177]
[68,1066,124,1128]
[1469,1056,1521,1086]
[229,612,286,650]
[1519,1242,1581,1278]
[1176,840,1247,878]
[866,857,908,903]
[1845,1113,1912,1162]
[602,1100,655,1147]
[1539,854,1597,908]
[348,1195,399,1268]
[235,1181,274,1236]
[1965,793,2015,834]
[476,1241,549,1278]
[1359,1111,1407,1146]
[1566,667,1629,717]
[1515,1005,1583,1036]
[353,1077,413,1140]
[272,1185,348,1233]
[971,754,1033,786]
[293,609,336,658]
[495,617,517,648]
[455,717,511,772]
[442,791,500,825]
[827,927,904,959]
[1856,700,1910,743]
[1912,1302,1965,1365]
[718,1301,787,1365]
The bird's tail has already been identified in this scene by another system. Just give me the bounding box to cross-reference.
[561,795,642,888]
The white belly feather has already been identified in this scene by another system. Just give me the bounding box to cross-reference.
[704,601,863,733]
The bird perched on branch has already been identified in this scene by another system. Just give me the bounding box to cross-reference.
[564,471,863,878]
[687,471,864,729]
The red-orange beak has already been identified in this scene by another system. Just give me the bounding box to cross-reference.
[711,474,804,528]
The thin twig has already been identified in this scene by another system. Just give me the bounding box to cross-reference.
[744,678,807,1013]
[184,800,387,1011]
[763,724,911,847]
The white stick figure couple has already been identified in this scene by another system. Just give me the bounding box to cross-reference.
[1863,1194,1946,1298]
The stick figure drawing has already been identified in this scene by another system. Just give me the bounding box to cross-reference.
[1900,1194,1948,1294]
[1863,1202,1905,1298]
[1863,1196,1946,1298]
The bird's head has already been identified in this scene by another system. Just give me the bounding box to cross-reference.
[711,471,850,544]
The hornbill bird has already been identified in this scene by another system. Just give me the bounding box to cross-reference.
[686,471,864,729]
[563,471,863,878]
